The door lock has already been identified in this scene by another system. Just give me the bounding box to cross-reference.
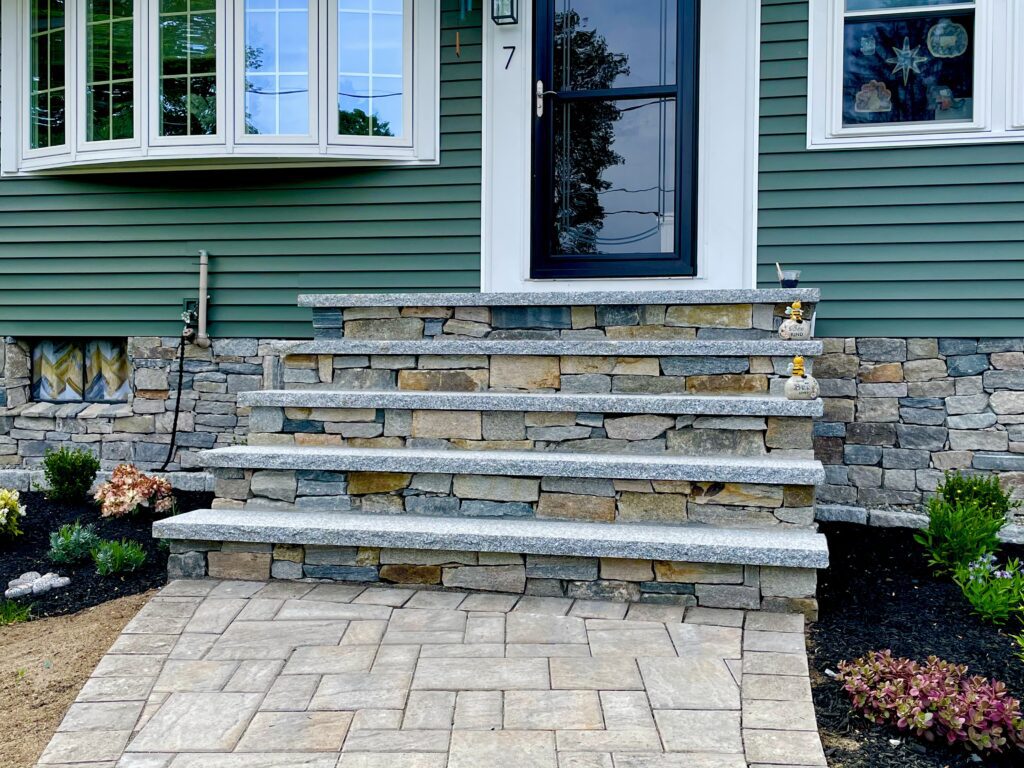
[536,80,557,117]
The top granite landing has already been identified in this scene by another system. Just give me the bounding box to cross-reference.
[298,289,821,308]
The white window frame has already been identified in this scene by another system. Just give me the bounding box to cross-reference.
[808,0,1024,149]
[233,0,319,147]
[0,0,440,175]
[77,0,144,155]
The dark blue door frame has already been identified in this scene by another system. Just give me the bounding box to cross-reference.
[531,0,700,279]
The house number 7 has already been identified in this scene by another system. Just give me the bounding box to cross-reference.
[503,46,516,70]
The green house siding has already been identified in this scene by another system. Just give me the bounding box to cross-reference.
[758,0,1024,338]
[0,2,482,339]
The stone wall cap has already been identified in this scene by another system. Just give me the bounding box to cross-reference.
[153,509,830,568]
[199,445,826,485]
[297,289,821,308]
[240,389,824,418]
[274,339,824,357]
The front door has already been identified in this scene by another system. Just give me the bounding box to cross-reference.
[531,0,700,279]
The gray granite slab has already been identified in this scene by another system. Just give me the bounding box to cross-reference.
[273,339,824,357]
[199,446,825,485]
[297,289,820,308]
[239,390,823,418]
[153,510,829,568]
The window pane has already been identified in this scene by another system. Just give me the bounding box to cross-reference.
[846,0,972,11]
[553,0,676,92]
[85,341,131,402]
[337,0,404,138]
[160,0,218,136]
[244,0,310,135]
[86,0,134,142]
[842,12,974,126]
[32,341,84,403]
[553,98,676,256]
[29,0,67,149]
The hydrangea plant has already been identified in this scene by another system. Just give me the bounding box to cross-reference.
[837,650,1024,755]
[0,488,27,540]
[94,465,175,518]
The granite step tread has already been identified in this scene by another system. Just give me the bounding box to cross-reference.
[240,389,824,417]
[200,445,825,485]
[153,509,830,568]
[277,339,823,357]
[298,288,820,308]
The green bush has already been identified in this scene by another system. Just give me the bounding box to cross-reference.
[92,538,147,576]
[939,472,1020,520]
[953,555,1024,625]
[915,472,1011,574]
[0,600,31,626]
[42,447,101,504]
[916,497,1005,575]
[48,522,103,565]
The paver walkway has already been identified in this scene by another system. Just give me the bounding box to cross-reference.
[36,580,827,768]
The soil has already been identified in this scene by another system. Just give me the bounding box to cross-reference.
[1,490,212,619]
[0,592,153,768]
[810,522,1024,768]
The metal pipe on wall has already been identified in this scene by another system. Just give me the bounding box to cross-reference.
[196,249,211,348]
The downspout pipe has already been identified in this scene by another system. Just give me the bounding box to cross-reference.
[196,249,212,348]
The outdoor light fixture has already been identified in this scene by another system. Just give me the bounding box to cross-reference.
[491,0,518,25]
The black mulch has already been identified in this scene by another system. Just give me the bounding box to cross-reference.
[810,522,1024,768]
[1,489,212,619]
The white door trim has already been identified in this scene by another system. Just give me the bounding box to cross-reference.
[480,0,761,293]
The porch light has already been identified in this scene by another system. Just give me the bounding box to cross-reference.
[491,0,518,25]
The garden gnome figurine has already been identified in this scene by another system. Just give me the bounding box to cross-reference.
[779,301,812,340]
[785,355,820,400]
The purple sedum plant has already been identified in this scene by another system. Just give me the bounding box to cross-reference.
[837,651,1024,755]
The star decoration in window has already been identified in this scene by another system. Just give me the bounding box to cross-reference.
[886,36,929,86]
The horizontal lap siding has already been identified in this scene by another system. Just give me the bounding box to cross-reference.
[758,0,1024,337]
[0,2,482,339]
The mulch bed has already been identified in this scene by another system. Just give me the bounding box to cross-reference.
[1,489,212,620]
[810,522,1024,768]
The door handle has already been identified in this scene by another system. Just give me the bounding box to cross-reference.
[536,80,557,117]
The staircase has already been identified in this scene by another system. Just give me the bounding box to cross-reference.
[155,289,829,617]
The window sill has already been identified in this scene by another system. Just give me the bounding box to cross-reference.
[807,129,1024,151]
[7,146,440,176]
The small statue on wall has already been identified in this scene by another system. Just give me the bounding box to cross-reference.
[785,356,820,400]
[779,301,813,341]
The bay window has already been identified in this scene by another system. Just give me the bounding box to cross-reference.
[808,0,1024,148]
[1,0,439,173]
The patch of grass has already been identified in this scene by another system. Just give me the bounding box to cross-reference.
[0,600,31,626]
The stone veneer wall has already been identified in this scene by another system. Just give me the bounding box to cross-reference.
[166,540,818,618]
[0,336,284,479]
[813,337,1024,528]
[3,334,1024,532]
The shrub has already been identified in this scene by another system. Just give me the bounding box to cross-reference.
[915,472,1012,574]
[48,521,103,565]
[94,464,175,518]
[939,472,1020,520]
[953,554,1024,625]
[837,650,1024,755]
[92,538,147,576]
[42,447,101,504]
[0,600,31,626]
[0,488,27,540]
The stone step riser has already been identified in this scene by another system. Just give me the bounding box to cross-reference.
[281,354,815,397]
[211,467,817,529]
[249,406,813,458]
[169,538,818,614]
[310,301,816,342]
